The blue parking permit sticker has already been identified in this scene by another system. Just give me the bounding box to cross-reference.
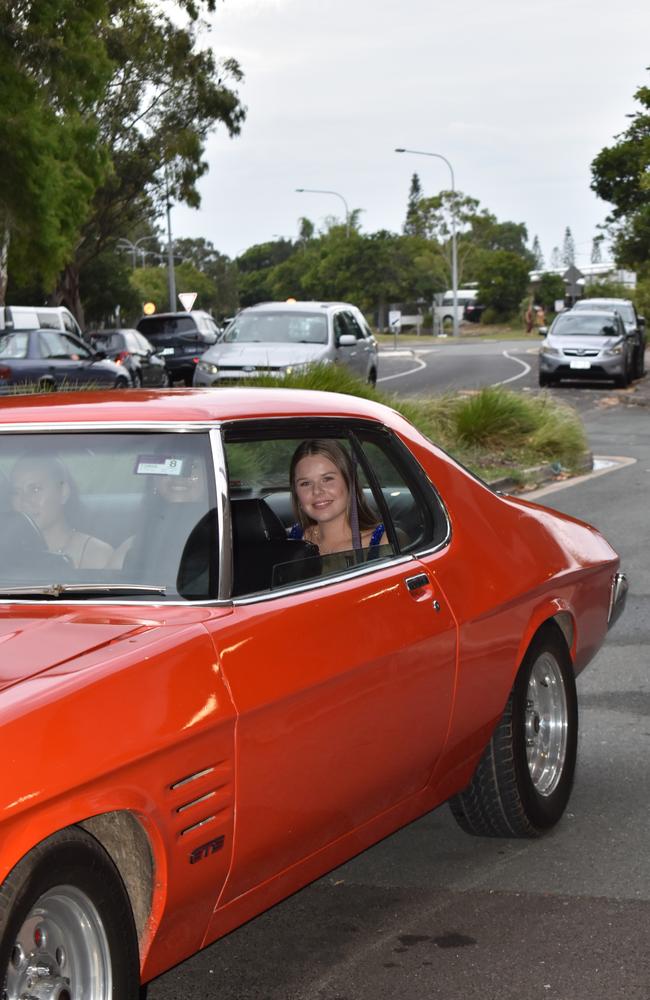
[135,455,186,476]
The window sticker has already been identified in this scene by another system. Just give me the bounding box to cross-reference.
[135,455,188,476]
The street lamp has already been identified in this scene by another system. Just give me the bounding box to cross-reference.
[395,147,459,337]
[295,188,350,238]
[116,235,160,269]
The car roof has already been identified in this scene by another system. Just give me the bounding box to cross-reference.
[557,309,619,319]
[574,298,632,306]
[0,387,396,428]
[241,301,358,315]
[137,311,212,320]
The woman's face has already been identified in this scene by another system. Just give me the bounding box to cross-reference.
[10,460,69,531]
[156,459,207,504]
[294,453,349,527]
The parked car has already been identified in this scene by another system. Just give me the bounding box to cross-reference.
[0,386,625,997]
[87,328,170,387]
[538,308,636,387]
[0,328,130,391]
[463,299,486,323]
[136,311,220,385]
[572,297,646,377]
[2,304,84,339]
[193,300,379,387]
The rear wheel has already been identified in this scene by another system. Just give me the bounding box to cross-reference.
[114,376,130,389]
[367,367,377,388]
[634,345,646,379]
[37,377,56,392]
[0,828,140,1000]
[132,371,143,388]
[449,623,578,838]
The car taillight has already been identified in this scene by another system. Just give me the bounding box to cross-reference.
[0,365,12,379]
[114,351,130,364]
[192,357,199,364]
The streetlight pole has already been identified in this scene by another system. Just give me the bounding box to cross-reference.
[395,147,459,338]
[295,188,350,238]
[165,169,177,312]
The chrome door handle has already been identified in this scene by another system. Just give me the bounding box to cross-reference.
[404,573,429,591]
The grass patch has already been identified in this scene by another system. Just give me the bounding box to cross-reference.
[241,365,589,485]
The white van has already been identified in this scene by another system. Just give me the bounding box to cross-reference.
[2,305,84,339]
[434,288,478,330]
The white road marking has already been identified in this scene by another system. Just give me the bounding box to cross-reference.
[523,455,637,500]
[377,355,427,382]
[491,350,531,387]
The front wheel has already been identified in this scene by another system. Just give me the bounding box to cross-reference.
[0,828,140,1000]
[449,623,578,838]
[114,375,130,389]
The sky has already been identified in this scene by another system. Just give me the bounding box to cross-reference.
[171,0,650,270]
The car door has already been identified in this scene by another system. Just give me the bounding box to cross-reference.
[37,330,81,386]
[333,310,365,378]
[208,421,457,904]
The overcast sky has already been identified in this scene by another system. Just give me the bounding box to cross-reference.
[172,0,650,270]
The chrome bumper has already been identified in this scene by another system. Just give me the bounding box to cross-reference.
[608,572,628,629]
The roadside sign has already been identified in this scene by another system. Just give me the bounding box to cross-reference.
[388,309,402,332]
[178,292,197,312]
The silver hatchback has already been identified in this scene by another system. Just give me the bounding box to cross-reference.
[193,301,379,387]
[538,309,636,387]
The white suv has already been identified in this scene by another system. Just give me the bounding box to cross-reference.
[193,301,379,387]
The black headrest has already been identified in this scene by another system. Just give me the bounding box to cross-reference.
[231,498,287,545]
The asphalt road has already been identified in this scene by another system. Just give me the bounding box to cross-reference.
[146,379,650,999]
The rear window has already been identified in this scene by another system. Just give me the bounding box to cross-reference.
[0,333,29,359]
[90,333,124,352]
[137,316,198,339]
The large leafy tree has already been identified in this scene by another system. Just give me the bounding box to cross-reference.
[0,0,113,301]
[55,1,245,325]
[476,251,531,322]
[591,74,650,266]
[2,0,244,323]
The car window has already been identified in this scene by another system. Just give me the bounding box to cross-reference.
[552,313,619,337]
[38,331,79,359]
[137,316,198,338]
[36,312,61,330]
[0,432,217,601]
[223,312,328,345]
[222,422,444,598]
[91,333,123,352]
[0,332,29,359]
[342,311,366,341]
[134,332,152,352]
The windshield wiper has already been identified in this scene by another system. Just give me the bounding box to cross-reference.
[0,583,167,598]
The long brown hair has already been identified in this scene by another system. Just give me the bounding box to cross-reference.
[289,439,378,531]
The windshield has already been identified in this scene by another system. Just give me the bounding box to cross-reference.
[224,312,328,345]
[0,333,29,359]
[0,432,217,601]
[551,313,620,337]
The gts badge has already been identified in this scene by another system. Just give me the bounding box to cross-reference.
[189,834,225,864]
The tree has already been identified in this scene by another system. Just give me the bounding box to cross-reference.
[591,74,650,266]
[57,2,244,326]
[476,251,531,322]
[536,273,565,312]
[562,227,576,267]
[590,235,604,264]
[532,235,545,270]
[0,0,113,301]
[403,174,424,237]
[550,246,562,269]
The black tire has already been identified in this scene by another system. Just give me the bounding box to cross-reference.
[367,367,377,388]
[634,346,646,379]
[160,371,171,388]
[449,622,578,838]
[538,372,554,387]
[38,377,56,393]
[0,828,140,1000]
[114,376,130,389]
[132,371,143,388]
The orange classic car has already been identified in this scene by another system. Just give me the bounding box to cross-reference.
[0,387,626,999]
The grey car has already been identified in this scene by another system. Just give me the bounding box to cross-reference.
[538,309,636,387]
[572,297,646,378]
[193,301,379,387]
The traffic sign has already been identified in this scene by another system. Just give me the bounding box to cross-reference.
[178,292,197,312]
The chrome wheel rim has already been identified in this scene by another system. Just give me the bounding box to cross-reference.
[524,651,568,797]
[5,885,112,1000]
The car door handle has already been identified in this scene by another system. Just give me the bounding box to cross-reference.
[404,572,429,592]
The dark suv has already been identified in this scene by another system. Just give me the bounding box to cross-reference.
[135,311,220,385]
[572,298,646,378]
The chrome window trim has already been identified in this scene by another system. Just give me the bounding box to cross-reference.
[0,421,221,433]
[209,427,232,600]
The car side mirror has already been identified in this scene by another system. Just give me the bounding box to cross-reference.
[538,326,548,336]
[337,333,357,347]
[638,315,645,328]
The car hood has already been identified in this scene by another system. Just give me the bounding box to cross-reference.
[547,334,623,351]
[0,611,151,692]
[203,342,329,367]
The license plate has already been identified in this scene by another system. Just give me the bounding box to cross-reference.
[159,347,174,356]
[569,359,591,370]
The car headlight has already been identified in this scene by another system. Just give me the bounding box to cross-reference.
[603,344,623,356]
[197,360,219,374]
[541,344,561,357]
